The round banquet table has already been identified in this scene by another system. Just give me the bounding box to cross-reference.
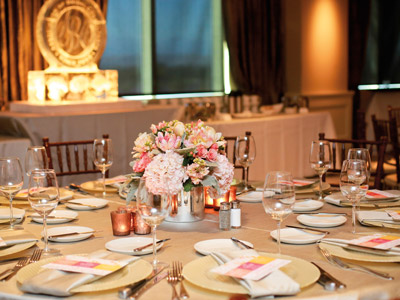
[0,189,399,300]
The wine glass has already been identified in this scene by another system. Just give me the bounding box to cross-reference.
[340,159,368,234]
[347,148,371,187]
[0,157,24,229]
[262,171,295,254]
[28,169,60,255]
[309,141,332,200]
[235,134,256,192]
[93,138,113,197]
[24,146,48,176]
[136,178,170,269]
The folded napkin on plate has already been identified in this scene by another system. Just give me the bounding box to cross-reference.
[237,191,262,201]
[20,250,139,296]
[320,238,400,256]
[0,230,38,248]
[211,249,300,298]
[324,193,345,206]
[357,211,399,224]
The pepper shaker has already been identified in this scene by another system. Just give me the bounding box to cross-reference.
[230,200,241,228]
[219,201,231,230]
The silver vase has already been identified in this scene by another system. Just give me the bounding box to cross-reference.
[165,186,205,222]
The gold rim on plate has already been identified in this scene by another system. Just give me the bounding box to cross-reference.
[295,182,330,194]
[16,256,153,293]
[319,243,400,262]
[0,241,37,258]
[182,252,320,295]
[80,181,118,193]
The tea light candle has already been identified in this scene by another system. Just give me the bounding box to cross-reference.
[213,191,230,211]
[110,210,131,236]
[118,206,135,231]
[133,211,151,235]
[230,186,237,201]
[204,187,214,208]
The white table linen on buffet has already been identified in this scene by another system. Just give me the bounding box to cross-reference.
[0,190,399,300]
[0,105,184,186]
[207,111,336,181]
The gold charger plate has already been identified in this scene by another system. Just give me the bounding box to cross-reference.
[338,200,400,208]
[80,181,118,193]
[13,188,74,201]
[182,252,320,295]
[0,241,37,258]
[295,182,330,194]
[16,256,152,293]
[319,242,400,262]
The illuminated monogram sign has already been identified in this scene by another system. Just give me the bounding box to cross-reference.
[28,0,118,102]
[36,0,106,70]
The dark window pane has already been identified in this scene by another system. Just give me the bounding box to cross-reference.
[100,0,142,95]
[155,0,223,94]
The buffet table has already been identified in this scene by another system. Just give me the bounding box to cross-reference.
[0,187,399,300]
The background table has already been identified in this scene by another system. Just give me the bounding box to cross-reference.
[208,111,336,181]
[0,189,398,300]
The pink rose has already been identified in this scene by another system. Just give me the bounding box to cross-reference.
[133,152,152,172]
[196,145,208,158]
[207,148,218,161]
[210,143,218,150]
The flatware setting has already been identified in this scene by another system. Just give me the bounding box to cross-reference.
[0,248,42,281]
[231,237,254,249]
[47,230,100,239]
[311,262,346,291]
[133,238,171,252]
[286,225,330,235]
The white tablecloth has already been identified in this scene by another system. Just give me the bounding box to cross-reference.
[208,112,336,181]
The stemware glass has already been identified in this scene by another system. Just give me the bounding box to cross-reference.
[93,138,113,197]
[309,141,332,200]
[24,146,48,177]
[0,157,24,229]
[262,171,295,254]
[235,134,256,192]
[28,169,60,255]
[347,148,371,187]
[340,159,368,234]
[136,178,170,269]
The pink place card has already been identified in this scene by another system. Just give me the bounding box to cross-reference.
[365,190,397,199]
[42,255,128,276]
[211,255,291,281]
[349,234,400,250]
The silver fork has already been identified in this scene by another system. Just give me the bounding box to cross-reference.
[319,247,394,280]
[167,269,180,300]
[174,261,189,299]
[0,257,29,281]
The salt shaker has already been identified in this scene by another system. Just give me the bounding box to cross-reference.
[219,201,231,230]
[230,200,241,228]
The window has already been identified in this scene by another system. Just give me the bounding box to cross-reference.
[100,0,224,96]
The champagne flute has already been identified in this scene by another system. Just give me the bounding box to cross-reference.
[25,146,48,176]
[136,178,170,269]
[262,171,295,254]
[235,133,256,193]
[309,141,332,200]
[93,138,113,197]
[0,157,24,229]
[340,159,368,234]
[28,169,59,255]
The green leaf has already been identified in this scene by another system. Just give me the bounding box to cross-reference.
[175,146,196,155]
[183,180,195,192]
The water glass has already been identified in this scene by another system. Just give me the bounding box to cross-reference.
[309,141,332,200]
[93,138,113,197]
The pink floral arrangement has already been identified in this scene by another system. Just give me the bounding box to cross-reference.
[129,120,234,197]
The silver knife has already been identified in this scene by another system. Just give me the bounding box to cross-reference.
[118,266,166,299]
[311,262,346,291]
[130,271,168,300]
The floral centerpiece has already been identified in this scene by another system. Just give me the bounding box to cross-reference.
[124,120,234,202]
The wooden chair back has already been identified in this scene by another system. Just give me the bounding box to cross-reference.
[42,134,109,177]
[224,131,252,181]
[388,115,400,184]
[318,133,387,189]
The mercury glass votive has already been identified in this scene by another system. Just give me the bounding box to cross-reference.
[118,206,135,231]
[213,191,230,211]
[133,211,151,235]
[110,210,131,236]
[204,187,214,208]
[229,186,237,201]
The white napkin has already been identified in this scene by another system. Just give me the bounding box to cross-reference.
[320,238,400,255]
[0,208,25,220]
[211,249,300,298]
[0,230,38,248]
[20,250,139,296]
[324,193,346,206]
[357,211,399,224]
[237,191,263,201]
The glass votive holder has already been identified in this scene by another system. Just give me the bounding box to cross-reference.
[118,206,135,231]
[204,187,214,208]
[110,210,131,236]
[213,191,230,211]
[229,186,237,201]
[133,211,151,235]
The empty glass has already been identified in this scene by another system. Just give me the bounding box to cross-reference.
[235,134,256,193]
[309,141,332,200]
[262,171,295,254]
[340,159,368,234]
[25,146,48,177]
[93,138,113,197]
[28,169,59,255]
[0,157,24,229]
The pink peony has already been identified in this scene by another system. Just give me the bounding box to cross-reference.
[207,148,218,161]
[196,145,208,159]
[133,152,152,173]
[155,132,181,152]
